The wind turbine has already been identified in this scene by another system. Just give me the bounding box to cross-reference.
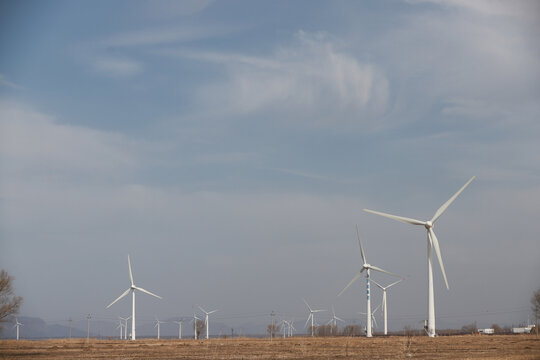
[13,318,23,340]
[106,255,162,340]
[198,306,218,340]
[364,176,475,337]
[154,318,165,340]
[371,279,403,335]
[118,316,131,340]
[338,225,399,337]
[173,319,184,339]
[116,319,124,339]
[326,306,345,335]
[360,303,381,332]
[303,298,326,337]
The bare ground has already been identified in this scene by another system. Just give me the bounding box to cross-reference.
[1,335,539,360]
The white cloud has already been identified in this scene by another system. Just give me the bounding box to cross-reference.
[162,31,389,127]
[0,101,138,181]
[92,57,143,77]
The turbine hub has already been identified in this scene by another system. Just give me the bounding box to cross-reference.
[425,221,433,229]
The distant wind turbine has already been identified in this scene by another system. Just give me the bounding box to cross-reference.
[303,298,326,336]
[14,318,23,340]
[371,279,403,335]
[360,303,381,331]
[106,255,162,340]
[118,316,131,340]
[326,306,345,334]
[338,225,400,337]
[154,318,165,340]
[198,306,218,340]
[192,313,202,340]
[364,176,475,337]
[173,319,184,339]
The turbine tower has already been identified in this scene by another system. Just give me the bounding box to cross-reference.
[338,225,399,337]
[371,279,403,335]
[364,176,475,337]
[173,319,184,339]
[303,298,326,336]
[14,318,23,340]
[192,313,201,340]
[106,255,162,340]
[198,306,218,340]
[154,318,165,340]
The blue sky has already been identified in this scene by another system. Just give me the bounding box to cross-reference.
[1,0,539,334]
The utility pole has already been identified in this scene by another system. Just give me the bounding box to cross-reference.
[68,318,72,339]
[270,311,275,342]
[86,314,91,341]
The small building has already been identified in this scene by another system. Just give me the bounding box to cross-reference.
[512,326,532,334]
[478,328,494,335]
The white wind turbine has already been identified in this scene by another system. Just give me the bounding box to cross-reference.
[118,316,131,340]
[173,319,184,339]
[326,306,345,335]
[116,319,124,339]
[14,318,23,340]
[154,318,165,340]
[364,176,475,337]
[106,255,162,340]
[338,225,399,337]
[371,279,403,335]
[360,303,381,332]
[303,298,326,337]
[198,306,218,340]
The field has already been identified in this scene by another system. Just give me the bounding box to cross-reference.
[1,335,539,359]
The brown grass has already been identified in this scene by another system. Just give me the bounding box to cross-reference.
[0,335,538,359]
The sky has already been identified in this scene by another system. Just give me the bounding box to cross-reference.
[1,0,539,335]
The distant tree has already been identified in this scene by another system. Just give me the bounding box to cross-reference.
[341,325,363,337]
[315,324,333,337]
[0,270,23,332]
[531,288,540,339]
[461,322,477,334]
[491,324,502,334]
[195,319,205,339]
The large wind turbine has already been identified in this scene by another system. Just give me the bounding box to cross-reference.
[338,225,399,337]
[371,279,403,335]
[198,306,218,340]
[364,176,475,337]
[106,255,162,340]
[303,298,326,336]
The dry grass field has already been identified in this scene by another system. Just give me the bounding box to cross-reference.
[1,335,539,359]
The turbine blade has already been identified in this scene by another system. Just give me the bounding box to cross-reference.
[208,309,219,315]
[369,265,400,278]
[313,309,326,313]
[198,305,208,314]
[304,314,312,329]
[364,209,426,226]
[336,316,345,322]
[338,272,363,297]
[431,176,475,223]
[128,255,134,287]
[429,228,449,290]
[134,286,162,299]
[302,298,313,312]
[370,279,384,290]
[106,288,131,309]
[356,224,367,264]
[387,278,404,288]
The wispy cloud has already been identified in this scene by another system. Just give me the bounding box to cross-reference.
[0,74,23,89]
[163,31,389,127]
[92,58,143,77]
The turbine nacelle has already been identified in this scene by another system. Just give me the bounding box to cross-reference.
[425,221,433,229]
